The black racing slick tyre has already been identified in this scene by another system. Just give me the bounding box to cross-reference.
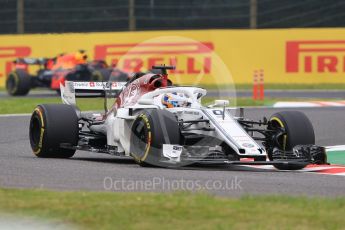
[6,70,31,96]
[29,104,79,158]
[130,110,181,167]
[268,111,315,170]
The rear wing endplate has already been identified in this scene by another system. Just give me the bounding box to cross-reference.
[60,81,126,105]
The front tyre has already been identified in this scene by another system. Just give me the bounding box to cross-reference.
[130,110,181,167]
[29,104,79,158]
[268,111,315,170]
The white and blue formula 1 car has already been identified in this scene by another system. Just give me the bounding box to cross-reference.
[29,65,327,170]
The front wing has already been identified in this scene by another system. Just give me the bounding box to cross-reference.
[161,144,327,166]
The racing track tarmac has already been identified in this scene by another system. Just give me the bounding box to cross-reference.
[0,107,345,197]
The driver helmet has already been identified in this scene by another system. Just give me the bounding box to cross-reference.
[74,51,88,64]
[162,93,191,108]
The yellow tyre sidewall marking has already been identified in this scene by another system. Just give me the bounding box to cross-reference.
[131,113,152,163]
[33,107,45,155]
[270,117,287,151]
[138,113,151,162]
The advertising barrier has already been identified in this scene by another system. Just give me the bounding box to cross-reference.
[1,28,345,86]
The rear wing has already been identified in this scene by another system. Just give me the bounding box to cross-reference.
[60,81,126,105]
[14,58,47,65]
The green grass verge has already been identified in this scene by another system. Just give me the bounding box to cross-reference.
[202,97,278,107]
[201,97,339,107]
[0,188,344,230]
[0,98,110,114]
[0,97,341,114]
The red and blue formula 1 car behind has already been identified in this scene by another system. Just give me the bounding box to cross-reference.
[5,50,125,96]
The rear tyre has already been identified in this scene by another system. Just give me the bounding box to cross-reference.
[268,111,315,170]
[130,110,181,167]
[29,104,79,158]
[6,70,31,96]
